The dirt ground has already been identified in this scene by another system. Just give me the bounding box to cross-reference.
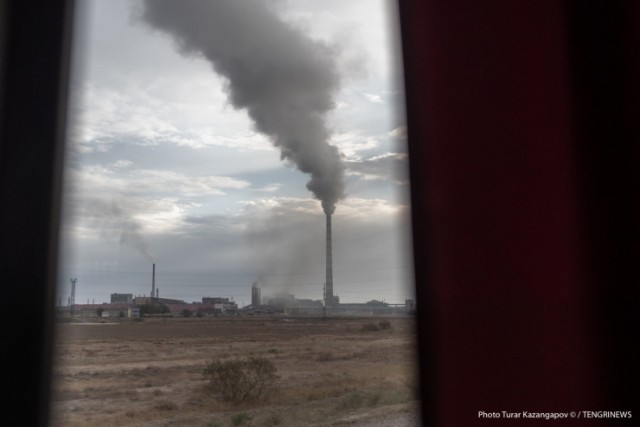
[49,316,421,427]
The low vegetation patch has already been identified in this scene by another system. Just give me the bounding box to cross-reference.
[261,413,283,426]
[336,390,392,412]
[230,412,252,426]
[154,400,177,411]
[361,320,392,332]
[378,320,392,330]
[316,352,334,362]
[361,322,380,332]
[203,357,277,403]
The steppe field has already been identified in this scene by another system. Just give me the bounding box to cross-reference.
[50,316,420,427]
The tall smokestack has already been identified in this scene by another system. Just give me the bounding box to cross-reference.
[152,263,156,300]
[325,213,333,306]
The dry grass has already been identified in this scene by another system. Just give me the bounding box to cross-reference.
[50,317,418,426]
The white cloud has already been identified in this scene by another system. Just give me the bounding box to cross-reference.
[365,93,383,104]
[68,77,277,153]
[330,131,379,159]
[72,195,188,239]
[63,163,252,241]
[238,196,406,222]
[388,126,407,140]
[112,159,134,169]
[170,129,276,152]
[254,184,281,193]
[73,164,249,198]
[346,152,409,184]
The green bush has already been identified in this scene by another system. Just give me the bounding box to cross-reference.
[203,357,277,403]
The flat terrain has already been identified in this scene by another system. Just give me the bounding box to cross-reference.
[50,316,420,427]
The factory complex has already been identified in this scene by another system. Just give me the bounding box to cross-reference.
[58,213,414,319]
[56,281,415,319]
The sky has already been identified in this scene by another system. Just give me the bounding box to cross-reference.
[57,0,413,307]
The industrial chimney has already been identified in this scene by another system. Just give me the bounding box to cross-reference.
[151,263,156,301]
[251,282,261,307]
[325,213,334,306]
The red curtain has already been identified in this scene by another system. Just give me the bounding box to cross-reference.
[400,1,639,425]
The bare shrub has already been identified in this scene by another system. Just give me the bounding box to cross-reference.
[367,392,382,406]
[154,400,177,411]
[378,320,392,330]
[230,412,252,426]
[203,357,277,403]
[336,391,383,412]
[336,392,366,411]
[361,322,380,332]
[261,413,283,426]
[316,352,334,362]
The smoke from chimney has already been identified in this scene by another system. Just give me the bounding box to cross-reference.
[86,199,154,262]
[140,0,345,215]
[121,224,153,263]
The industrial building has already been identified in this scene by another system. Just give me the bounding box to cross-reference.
[134,296,186,305]
[110,293,133,304]
[202,297,238,311]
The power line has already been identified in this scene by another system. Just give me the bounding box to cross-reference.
[68,264,413,278]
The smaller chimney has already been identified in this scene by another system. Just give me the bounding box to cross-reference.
[152,263,156,300]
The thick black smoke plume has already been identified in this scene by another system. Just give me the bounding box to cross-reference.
[141,0,345,214]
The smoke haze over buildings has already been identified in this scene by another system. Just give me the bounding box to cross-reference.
[140,0,345,214]
[85,199,155,262]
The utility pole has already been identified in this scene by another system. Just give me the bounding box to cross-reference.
[70,278,77,318]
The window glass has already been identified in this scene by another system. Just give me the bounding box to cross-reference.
[52,1,418,426]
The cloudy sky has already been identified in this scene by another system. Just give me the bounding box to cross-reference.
[57,0,413,307]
